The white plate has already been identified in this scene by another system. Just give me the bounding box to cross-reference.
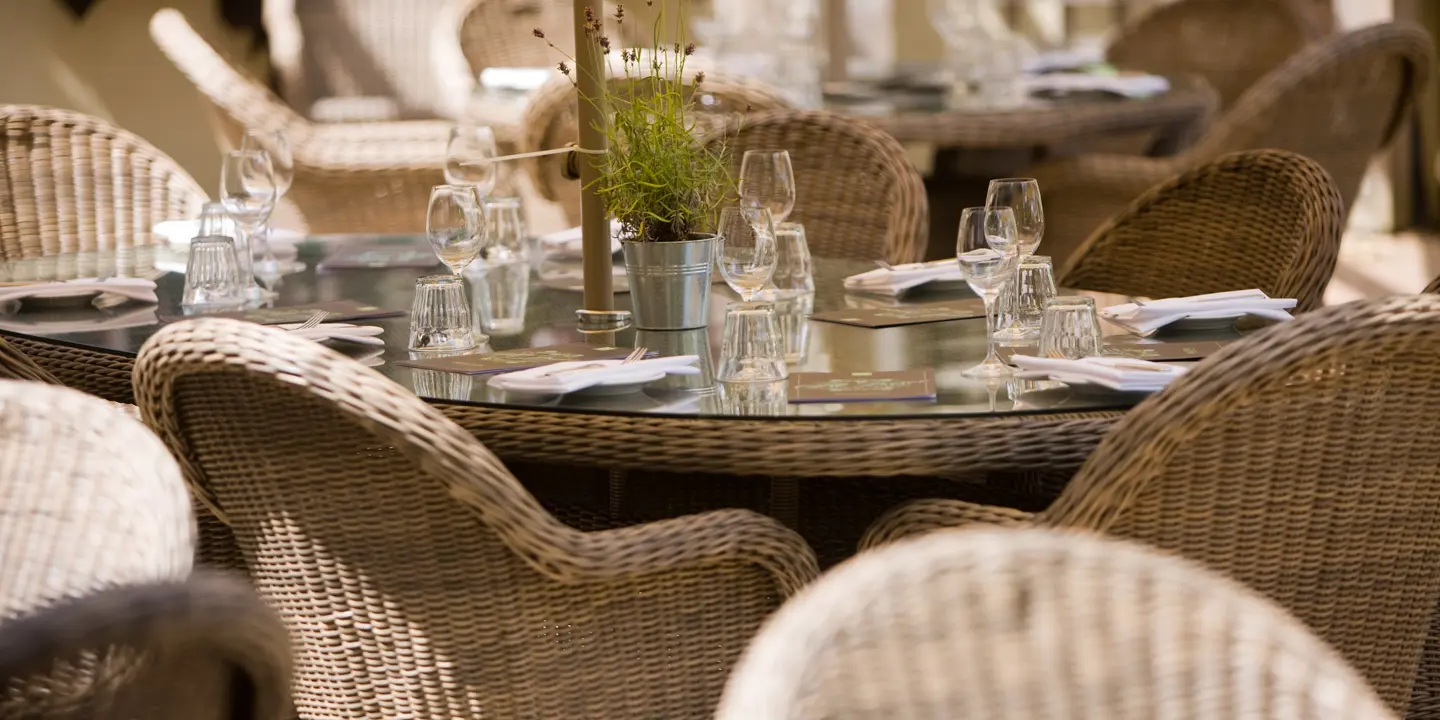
[18,288,102,310]
[569,368,668,396]
[153,220,305,248]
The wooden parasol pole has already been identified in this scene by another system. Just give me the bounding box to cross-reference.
[574,0,613,315]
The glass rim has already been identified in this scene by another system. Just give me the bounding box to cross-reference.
[988,177,1039,184]
[190,234,237,246]
[742,149,791,156]
[416,274,466,285]
[1044,295,1096,307]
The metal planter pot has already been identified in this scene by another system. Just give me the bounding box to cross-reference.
[621,234,715,330]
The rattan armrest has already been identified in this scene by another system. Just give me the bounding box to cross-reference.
[859,499,1036,551]
[297,121,450,171]
[1033,153,1190,198]
[309,96,402,123]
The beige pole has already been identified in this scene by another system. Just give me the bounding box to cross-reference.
[574,0,613,313]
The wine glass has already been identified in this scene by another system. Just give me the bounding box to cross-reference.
[738,150,797,223]
[957,206,1018,378]
[240,130,293,198]
[716,207,779,303]
[445,125,499,199]
[427,185,486,276]
[986,178,1044,341]
[219,149,277,300]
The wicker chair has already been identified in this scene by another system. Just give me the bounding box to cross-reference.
[0,573,291,720]
[1107,0,1324,112]
[133,318,818,719]
[719,528,1396,720]
[702,110,930,265]
[520,65,792,226]
[858,295,1440,715]
[0,105,206,278]
[149,8,448,234]
[1424,274,1440,294]
[1035,23,1433,270]
[1060,149,1343,313]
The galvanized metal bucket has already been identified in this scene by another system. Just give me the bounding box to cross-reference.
[621,234,715,330]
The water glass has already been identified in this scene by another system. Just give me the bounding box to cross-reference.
[182,235,246,311]
[445,125,499,198]
[717,303,788,382]
[409,275,480,352]
[410,358,475,401]
[472,258,530,337]
[996,255,1057,342]
[1040,295,1103,359]
[196,202,237,242]
[427,185,485,275]
[482,196,528,263]
[774,292,813,365]
[738,150,797,223]
[715,379,788,416]
[716,206,778,303]
[956,206,1018,377]
[768,222,814,298]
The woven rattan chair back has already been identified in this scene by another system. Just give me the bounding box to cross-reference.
[0,337,61,385]
[1185,23,1432,213]
[702,110,929,265]
[0,381,192,618]
[719,529,1396,720]
[1107,0,1320,111]
[452,0,617,72]
[1060,149,1343,313]
[0,574,291,720]
[1020,295,1440,711]
[520,67,792,226]
[134,318,818,719]
[1424,274,1440,294]
[0,106,207,276]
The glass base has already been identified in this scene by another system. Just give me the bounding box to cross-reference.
[575,309,633,332]
[963,359,1015,378]
[408,330,483,353]
[993,325,1040,342]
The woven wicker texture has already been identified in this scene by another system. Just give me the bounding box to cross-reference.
[721,528,1396,720]
[861,295,1440,715]
[1034,23,1433,270]
[520,65,793,226]
[701,110,929,265]
[0,105,207,276]
[133,317,818,719]
[1424,274,1440,294]
[266,0,450,120]
[1107,0,1320,112]
[149,9,448,234]
[0,573,291,720]
[1060,149,1343,313]
[0,336,62,386]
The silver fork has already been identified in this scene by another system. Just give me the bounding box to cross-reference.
[290,310,329,331]
[537,346,648,378]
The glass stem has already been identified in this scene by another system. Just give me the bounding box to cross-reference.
[984,295,1000,364]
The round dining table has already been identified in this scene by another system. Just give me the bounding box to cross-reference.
[0,238,1239,479]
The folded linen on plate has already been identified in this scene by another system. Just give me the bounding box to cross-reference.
[1024,72,1170,99]
[1012,355,1187,392]
[488,355,700,395]
[843,260,962,297]
[1100,289,1296,336]
[539,220,624,260]
[0,278,158,305]
[274,322,385,346]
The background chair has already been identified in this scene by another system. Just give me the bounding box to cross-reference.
[1424,274,1440,294]
[1060,149,1344,312]
[134,318,818,720]
[1036,23,1433,270]
[0,105,206,279]
[858,295,1440,715]
[149,8,448,234]
[702,110,930,265]
[0,574,291,720]
[719,528,1396,720]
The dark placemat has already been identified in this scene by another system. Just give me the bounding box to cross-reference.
[397,343,637,375]
[811,300,986,328]
[788,370,938,404]
[161,300,406,325]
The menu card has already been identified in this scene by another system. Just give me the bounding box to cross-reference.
[397,343,637,375]
[810,300,986,328]
[788,370,937,404]
[998,338,1234,363]
[318,238,442,270]
[162,300,406,325]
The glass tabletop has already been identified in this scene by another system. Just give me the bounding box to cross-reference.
[0,238,1240,421]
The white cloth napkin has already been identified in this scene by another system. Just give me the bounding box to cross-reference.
[479,67,553,93]
[539,220,624,260]
[1024,46,1107,74]
[1013,355,1187,392]
[0,278,158,305]
[843,260,962,297]
[275,322,385,346]
[152,221,304,253]
[1025,72,1170,99]
[1101,289,1297,336]
[489,355,700,395]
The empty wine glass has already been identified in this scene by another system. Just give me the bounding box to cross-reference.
[219,149,277,300]
[445,125,499,199]
[240,130,293,198]
[716,207,778,303]
[957,206,1018,378]
[738,150,797,223]
[986,177,1044,341]
[427,185,485,277]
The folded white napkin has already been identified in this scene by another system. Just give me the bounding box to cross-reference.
[1013,355,1187,392]
[488,355,700,395]
[152,221,305,253]
[275,322,385,346]
[843,260,962,297]
[479,67,553,93]
[1025,72,1170,99]
[539,220,624,260]
[0,278,158,305]
[1101,289,1297,336]
[1024,46,1107,74]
